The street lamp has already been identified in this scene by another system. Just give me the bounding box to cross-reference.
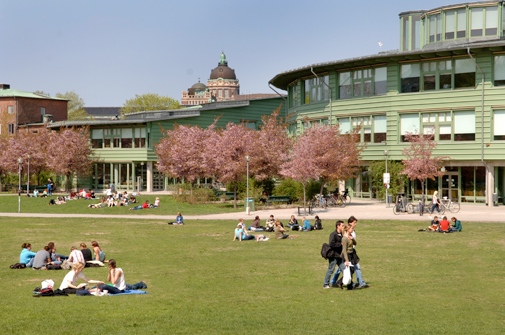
[384,150,390,208]
[26,155,30,195]
[245,155,250,215]
[17,157,22,213]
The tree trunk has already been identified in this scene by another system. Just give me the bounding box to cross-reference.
[233,183,237,209]
[420,179,425,216]
[319,178,325,196]
[303,183,307,215]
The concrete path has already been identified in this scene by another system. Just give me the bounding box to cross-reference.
[1,199,504,223]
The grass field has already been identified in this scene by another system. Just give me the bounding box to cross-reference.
[1,214,505,335]
[0,193,241,216]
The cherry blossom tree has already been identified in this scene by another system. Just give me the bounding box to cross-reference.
[402,132,448,215]
[155,123,216,193]
[0,129,50,188]
[46,126,95,191]
[204,122,255,208]
[251,107,292,181]
[281,124,363,213]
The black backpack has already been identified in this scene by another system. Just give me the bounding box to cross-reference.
[10,263,26,269]
[320,243,332,260]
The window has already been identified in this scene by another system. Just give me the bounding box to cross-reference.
[493,110,505,140]
[374,115,387,143]
[428,13,442,42]
[485,7,498,35]
[454,59,475,88]
[445,11,455,39]
[456,9,467,38]
[288,83,300,108]
[134,128,146,148]
[421,112,452,141]
[400,64,420,93]
[401,59,474,93]
[338,67,386,99]
[8,106,14,114]
[337,115,385,143]
[91,129,104,148]
[8,123,15,135]
[304,75,329,104]
[41,107,46,116]
[471,8,484,37]
[422,60,452,91]
[400,114,420,142]
[454,111,475,141]
[121,128,133,148]
[494,55,505,86]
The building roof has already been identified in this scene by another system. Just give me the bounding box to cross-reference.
[0,88,66,101]
[269,38,505,90]
[84,107,121,118]
[209,52,237,80]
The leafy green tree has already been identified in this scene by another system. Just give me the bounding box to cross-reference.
[273,178,303,202]
[55,91,91,120]
[120,93,181,115]
[368,160,406,201]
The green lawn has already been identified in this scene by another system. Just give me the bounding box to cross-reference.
[0,193,242,216]
[1,216,504,334]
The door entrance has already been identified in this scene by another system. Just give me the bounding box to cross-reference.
[441,172,459,201]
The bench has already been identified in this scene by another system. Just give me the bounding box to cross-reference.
[266,195,291,207]
[213,190,235,200]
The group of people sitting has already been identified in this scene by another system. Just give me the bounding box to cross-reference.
[233,214,326,241]
[247,214,323,232]
[19,241,106,270]
[420,216,463,232]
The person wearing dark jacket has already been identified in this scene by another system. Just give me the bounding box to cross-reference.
[323,220,344,288]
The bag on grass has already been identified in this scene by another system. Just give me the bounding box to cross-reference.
[320,243,332,260]
[10,263,26,269]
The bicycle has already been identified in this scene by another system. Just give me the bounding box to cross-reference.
[440,198,460,213]
[310,194,326,208]
[334,188,351,204]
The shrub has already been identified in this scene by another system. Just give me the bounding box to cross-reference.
[273,178,302,202]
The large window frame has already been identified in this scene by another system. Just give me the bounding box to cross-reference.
[338,66,387,99]
[400,111,475,142]
[304,75,329,104]
[337,115,386,143]
[91,127,147,149]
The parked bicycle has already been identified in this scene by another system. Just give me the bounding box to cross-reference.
[406,200,433,215]
[310,194,326,208]
[440,198,460,213]
[334,188,351,204]
[393,193,408,215]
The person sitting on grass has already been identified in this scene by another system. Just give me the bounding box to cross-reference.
[438,216,451,233]
[450,217,463,232]
[233,221,255,241]
[97,259,147,294]
[59,262,103,294]
[265,215,276,232]
[274,220,290,239]
[168,212,184,225]
[302,217,313,231]
[428,216,440,231]
[130,200,149,210]
[20,243,36,267]
[249,215,264,231]
[91,241,106,262]
[287,215,300,231]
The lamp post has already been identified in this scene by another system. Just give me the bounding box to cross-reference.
[17,157,22,213]
[26,155,30,195]
[245,155,250,215]
[384,150,390,208]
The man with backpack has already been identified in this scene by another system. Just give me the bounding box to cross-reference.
[323,220,344,289]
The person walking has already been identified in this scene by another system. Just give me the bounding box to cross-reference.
[348,216,369,289]
[323,220,344,289]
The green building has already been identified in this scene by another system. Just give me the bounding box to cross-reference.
[269,1,505,206]
[50,98,284,192]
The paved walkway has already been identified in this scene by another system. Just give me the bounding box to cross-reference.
[1,198,504,223]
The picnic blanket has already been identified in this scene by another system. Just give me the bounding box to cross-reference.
[110,290,148,296]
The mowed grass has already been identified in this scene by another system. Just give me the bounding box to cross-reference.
[1,216,505,335]
[0,193,241,216]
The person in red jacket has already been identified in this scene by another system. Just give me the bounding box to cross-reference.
[438,216,451,232]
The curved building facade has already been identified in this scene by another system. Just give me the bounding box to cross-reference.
[269,1,505,206]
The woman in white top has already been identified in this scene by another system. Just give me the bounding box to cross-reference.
[98,259,147,293]
[59,262,103,294]
[430,191,441,214]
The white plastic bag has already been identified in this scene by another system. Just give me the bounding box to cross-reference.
[342,266,352,285]
[41,279,54,289]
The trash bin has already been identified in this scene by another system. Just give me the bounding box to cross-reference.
[387,195,393,204]
[493,193,498,205]
[245,197,255,212]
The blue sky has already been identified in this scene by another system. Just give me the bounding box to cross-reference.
[1,0,454,106]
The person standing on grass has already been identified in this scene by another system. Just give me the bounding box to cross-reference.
[323,220,344,289]
[348,216,369,289]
